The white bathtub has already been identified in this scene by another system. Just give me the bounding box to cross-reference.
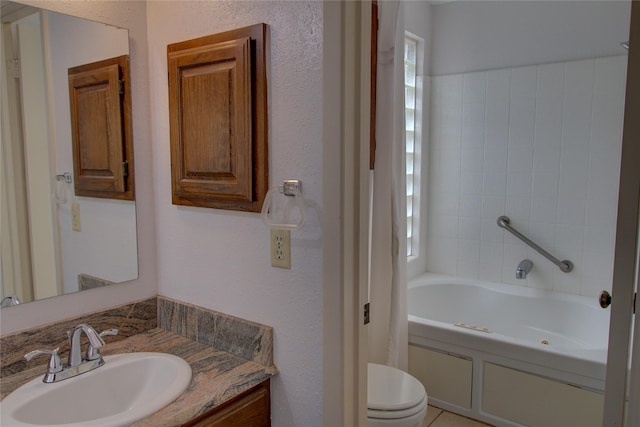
[407,273,609,426]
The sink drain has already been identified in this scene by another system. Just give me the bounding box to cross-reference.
[539,338,551,345]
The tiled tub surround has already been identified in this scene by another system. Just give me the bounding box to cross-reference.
[426,55,627,297]
[0,297,276,425]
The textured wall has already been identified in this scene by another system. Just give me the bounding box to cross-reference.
[146,2,324,426]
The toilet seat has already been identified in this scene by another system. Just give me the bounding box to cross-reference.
[367,363,427,420]
[367,395,427,419]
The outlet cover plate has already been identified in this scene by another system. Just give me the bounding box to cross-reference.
[270,229,291,269]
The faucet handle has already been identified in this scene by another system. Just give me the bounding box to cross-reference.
[24,348,63,374]
[99,328,119,338]
[86,328,118,361]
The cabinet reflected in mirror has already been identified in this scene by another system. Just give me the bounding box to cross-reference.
[1,1,138,306]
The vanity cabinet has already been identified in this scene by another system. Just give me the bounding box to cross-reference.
[184,379,270,427]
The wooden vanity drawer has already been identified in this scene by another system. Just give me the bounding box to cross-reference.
[184,379,270,427]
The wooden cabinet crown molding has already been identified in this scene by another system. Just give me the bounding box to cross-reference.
[168,24,268,212]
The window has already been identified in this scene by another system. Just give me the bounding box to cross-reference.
[404,35,420,257]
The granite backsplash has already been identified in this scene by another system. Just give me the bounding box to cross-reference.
[0,296,274,379]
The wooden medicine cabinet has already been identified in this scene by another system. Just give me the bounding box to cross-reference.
[167,24,268,212]
[68,55,134,200]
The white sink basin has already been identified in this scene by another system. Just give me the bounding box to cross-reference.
[1,352,192,427]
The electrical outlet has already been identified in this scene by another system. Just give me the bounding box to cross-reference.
[71,201,81,232]
[270,229,291,269]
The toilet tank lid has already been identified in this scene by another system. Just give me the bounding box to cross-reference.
[367,363,426,411]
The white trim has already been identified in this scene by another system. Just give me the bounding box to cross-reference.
[322,1,371,425]
[603,2,640,426]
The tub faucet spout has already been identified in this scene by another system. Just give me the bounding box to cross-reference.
[516,259,533,279]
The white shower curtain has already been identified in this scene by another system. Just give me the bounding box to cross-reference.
[368,0,407,370]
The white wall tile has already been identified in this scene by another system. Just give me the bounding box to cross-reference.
[484,147,508,173]
[426,238,458,275]
[429,214,459,239]
[507,146,534,176]
[503,231,525,247]
[430,148,461,192]
[478,240,504,282]
[533,145,561,175]
[591,57,627,148]
[532,169,559,199]
[585,192,618,229]
[485,69,511,151]
[481,217,504,243]
[426,56,625,297]
[553,271,581,295]
[557,197,586,227]
[439,74,464,106]
[509,67,537,149]
[483,172,507,197]
[457,260,479,279]
[479,261,503,283]
[534,62,565,150]
[507,172,532,198]
[581,226,616,295]
[481,195,506,220]
[530,196,557,224]
[558,147,589,200]
[461,147,484,174]
[505,196,531,226]
[459,216,482,240]
[562,59,594,151]
[554,225,584,263]
[480,241,505,265]
[430,191,460,216]
[459,194,482,218]
[529,221,557,253]
[461,102,486,150]
[458,239,480,262]
[460,172,483,196]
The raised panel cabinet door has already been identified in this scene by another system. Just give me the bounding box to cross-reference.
[68,55,134,200]
[168,24,268,212]
[169,38,252,201]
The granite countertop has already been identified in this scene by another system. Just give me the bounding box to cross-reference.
[0,328,277,426]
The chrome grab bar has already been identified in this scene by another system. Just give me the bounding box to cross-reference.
[497,216,573,273]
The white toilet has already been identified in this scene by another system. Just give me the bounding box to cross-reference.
[367,363,428,427]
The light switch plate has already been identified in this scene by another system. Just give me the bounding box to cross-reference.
[71,201,81,232]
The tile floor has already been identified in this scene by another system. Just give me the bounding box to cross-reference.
[423,406,494,427]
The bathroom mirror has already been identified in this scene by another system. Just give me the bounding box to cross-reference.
[0,1,138,307]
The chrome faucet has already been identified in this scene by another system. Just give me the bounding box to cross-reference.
[68,323,106,367]
[516,259,533,279]
[24,323,117,383]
